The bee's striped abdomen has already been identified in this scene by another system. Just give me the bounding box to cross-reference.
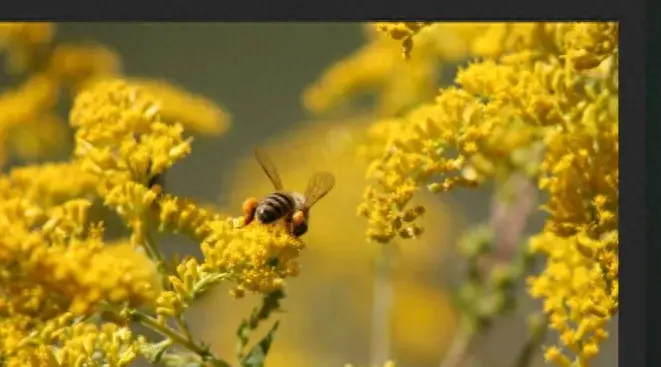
[255,192,296,224]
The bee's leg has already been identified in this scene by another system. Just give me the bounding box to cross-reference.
[242,198,259,225]
[290,210,308,237]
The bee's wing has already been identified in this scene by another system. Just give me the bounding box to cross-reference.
[303,171,335,209]
[254,147,284,191]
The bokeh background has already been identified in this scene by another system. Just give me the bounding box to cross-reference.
[6,23,618,367]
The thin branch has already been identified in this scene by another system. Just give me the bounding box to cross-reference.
[439,321,473,367]
[441,174,538,367]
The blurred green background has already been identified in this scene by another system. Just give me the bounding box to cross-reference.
[45,23,618,367]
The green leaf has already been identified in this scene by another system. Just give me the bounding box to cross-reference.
[235,290,286,361]
[241,321,280,367]
[141,339,173,364]
[236,319,251,359]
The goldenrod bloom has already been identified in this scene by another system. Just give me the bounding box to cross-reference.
[312,21,618,364]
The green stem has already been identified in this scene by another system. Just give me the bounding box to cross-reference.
[369,241,396,366]
[141,227,174,291]
[144,230,170,274]
[440,318,479,367]
[131,310,208,356]
[128,309,232,367]
[130,309,233,367]
[175,315,194,342]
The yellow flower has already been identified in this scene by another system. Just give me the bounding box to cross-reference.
[129,78,232,136]
[561,22,619,70]
[70,78,193,191]
[0,196,160,316]
[527,231,617,365]
[312,21,618,364]
[201,217,305,296]
[157,194,219,241]
[46,43,121,88]
[152,213,305,326]
[5,112,70,160]
[6,162,100,209]
[303,25,441,117]
[0,74,59,163]
[21,314,146,367]
[197,116,455,366]
[0,23,128,164]
[0,22,54,74]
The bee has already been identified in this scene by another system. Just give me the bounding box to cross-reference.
[242,148,335,237]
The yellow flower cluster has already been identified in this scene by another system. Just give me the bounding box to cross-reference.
[202,219,304,297]
[5,162,100,208]
[0,22,230,167]
[0,24,295,364]
[157,216,305,323]
[129,78,231,136]
[59,75,305,365]
[356,89,484,243]
[0,22,55,73]
[529,231,617,366]
[303,24,441,117]
[154,217,304,325]
[158,194,220,241]
[0,188,159,364]
[0,23,120,165]
[70,79,193,189]
[7,312,145,367]
[310,21,618,365]
[0,196,160,315]
[134,212,306,327]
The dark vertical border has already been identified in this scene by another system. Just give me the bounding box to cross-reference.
[646,1,659,366]
[0,0,641,366]
[622,0,647,365]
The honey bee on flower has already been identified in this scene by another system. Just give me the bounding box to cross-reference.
[242,147,335,237]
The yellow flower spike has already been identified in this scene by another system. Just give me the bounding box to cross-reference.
[82,333,96,355]
[579,340,600,362]
[0,22,54,45]
[304,22,617,364]
[562,22,618,70]
[169,277,188,298]
[7,112,71,161]
[201,218,304,296]
[0,22,54,74]
[156,291,184,321]
[104,181,158,221]
[46,43,121,87]
[0,197,160,318]
[128,78,232,136]
[46,322,144,366]
[0,76,60,164]
[69,79,196,188]
[303,26,441,116]
[156,195,218,241]
[7,162,100,209]
[544,346,572,367]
